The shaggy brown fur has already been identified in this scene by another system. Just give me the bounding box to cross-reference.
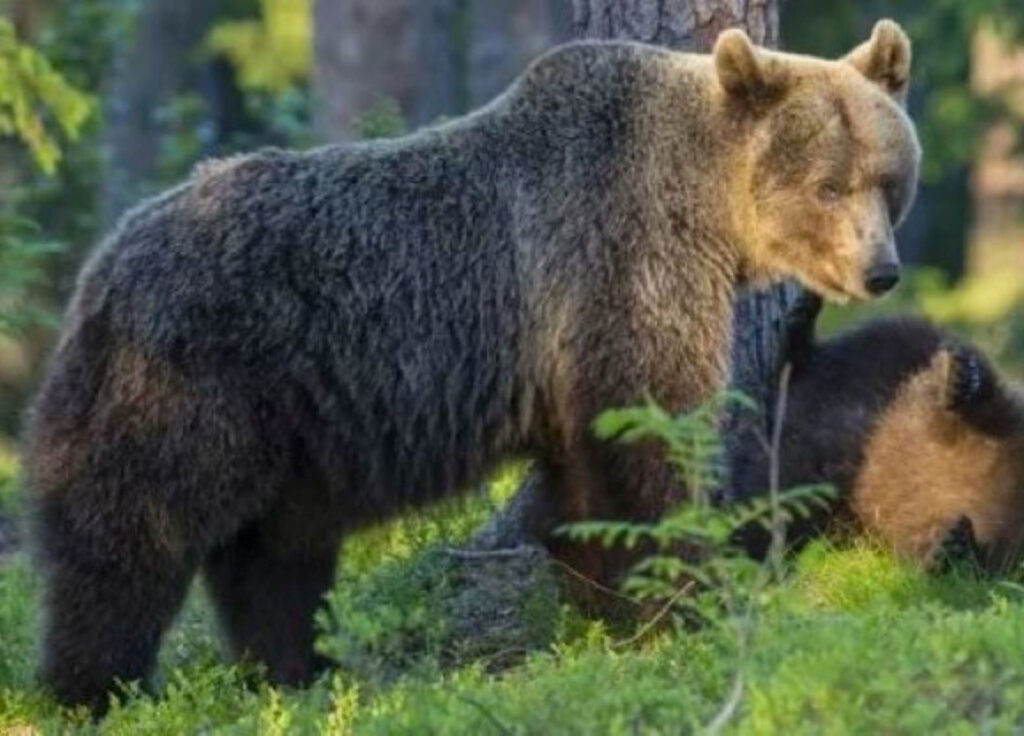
[25,22,918,710]
[854,345,1024,568]
[731,292,1024,571]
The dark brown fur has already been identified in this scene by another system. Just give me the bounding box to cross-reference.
[25,25,918,711]
[731,292,1024,571]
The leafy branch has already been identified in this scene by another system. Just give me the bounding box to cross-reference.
[0,18,94,175]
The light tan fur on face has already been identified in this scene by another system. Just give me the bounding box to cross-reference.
[852,350,1024,567]
[717,20,920,302]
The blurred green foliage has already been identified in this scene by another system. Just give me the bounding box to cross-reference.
[784,0,1024,182]
[351,98,408,141]
[7,0,128,290]
[0,215,62,336]
[204,0,310,93]
[0,17,92,174]
[0,18,83,369]
[0,443,19,517]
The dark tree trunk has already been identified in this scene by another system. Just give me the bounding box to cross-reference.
[9,0,51,38]
[570,0,777,47]
[466,0,573,108]
[475,0,794,548]
[312,0,468,141]
[102,0,228,226]
[313,0,572,142]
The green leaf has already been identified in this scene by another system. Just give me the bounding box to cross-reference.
[0,18,94,174]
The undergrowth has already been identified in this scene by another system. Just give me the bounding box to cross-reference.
[2,400,1024,733]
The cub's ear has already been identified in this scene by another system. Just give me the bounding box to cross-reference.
[713,28,789,105]
[844,19,912,104]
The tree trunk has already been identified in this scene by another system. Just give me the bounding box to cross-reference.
[313,0,573,142]
[312,0,467,141]
[466,0,573,108]
[570,0,777,47]
[102,0,227,226]
[475,0,794,549]
[9,0,51,38]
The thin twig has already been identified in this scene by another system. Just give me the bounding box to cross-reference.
[704,670,745,735]
[443,545,540,560]
[476,646,529,669]
[614,580,696,649]
[767,361,793,580]
[704,361,793,734]
[456,694,514,736]
[547,558,645,607]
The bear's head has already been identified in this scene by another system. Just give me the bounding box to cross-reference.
[717,20,920,302]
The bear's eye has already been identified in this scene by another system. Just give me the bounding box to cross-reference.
[817,182,844,204]
[881,178,902,221]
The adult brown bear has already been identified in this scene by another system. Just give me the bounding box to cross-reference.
[26,22,918,709]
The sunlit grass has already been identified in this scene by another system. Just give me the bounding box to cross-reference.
[338,461,526,576]
[4,481,1024,733]
[0,444,21,515]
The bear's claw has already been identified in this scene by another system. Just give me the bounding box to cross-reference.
[942,343,993,412]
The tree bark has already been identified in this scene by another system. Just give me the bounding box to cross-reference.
[466,0,573,108]
[312,0,468,141]
[475,0,794,548]
[570,0,777,47]
[313,0,573,142]
[102,0,228,226]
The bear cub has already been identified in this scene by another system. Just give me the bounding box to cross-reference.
[731,292,1024,572]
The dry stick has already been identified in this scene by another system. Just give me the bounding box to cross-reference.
[613,580,696,649]
[443,545,540,560]
[768,362,794,581]
[455,694,514,736]
[705,670,746,736]
[548,558,646,607]
[476,646,529,669]
[705,361,794,734]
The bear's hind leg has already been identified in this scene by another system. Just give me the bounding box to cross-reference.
[37,502,196,713]
[203,482,342,686]
[940,342,1022,437]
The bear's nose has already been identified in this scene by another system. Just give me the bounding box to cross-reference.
[864,263,901,295]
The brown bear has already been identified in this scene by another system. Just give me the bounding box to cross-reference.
[730,291,1024,572]
[25,21,919,710]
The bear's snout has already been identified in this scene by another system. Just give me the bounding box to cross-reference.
[864,261,901,295]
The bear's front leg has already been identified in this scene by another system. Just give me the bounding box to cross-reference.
[535,280,732,605]
[924,514,983,574]
[544,434,682,610]
[540,348,706,603]
[779,290,824,371]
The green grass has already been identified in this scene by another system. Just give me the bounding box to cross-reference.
[4,478,1024,735]
[0,443,21,517]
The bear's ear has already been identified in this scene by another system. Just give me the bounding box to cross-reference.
[843,19,912,104]
[714,28,789,106]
